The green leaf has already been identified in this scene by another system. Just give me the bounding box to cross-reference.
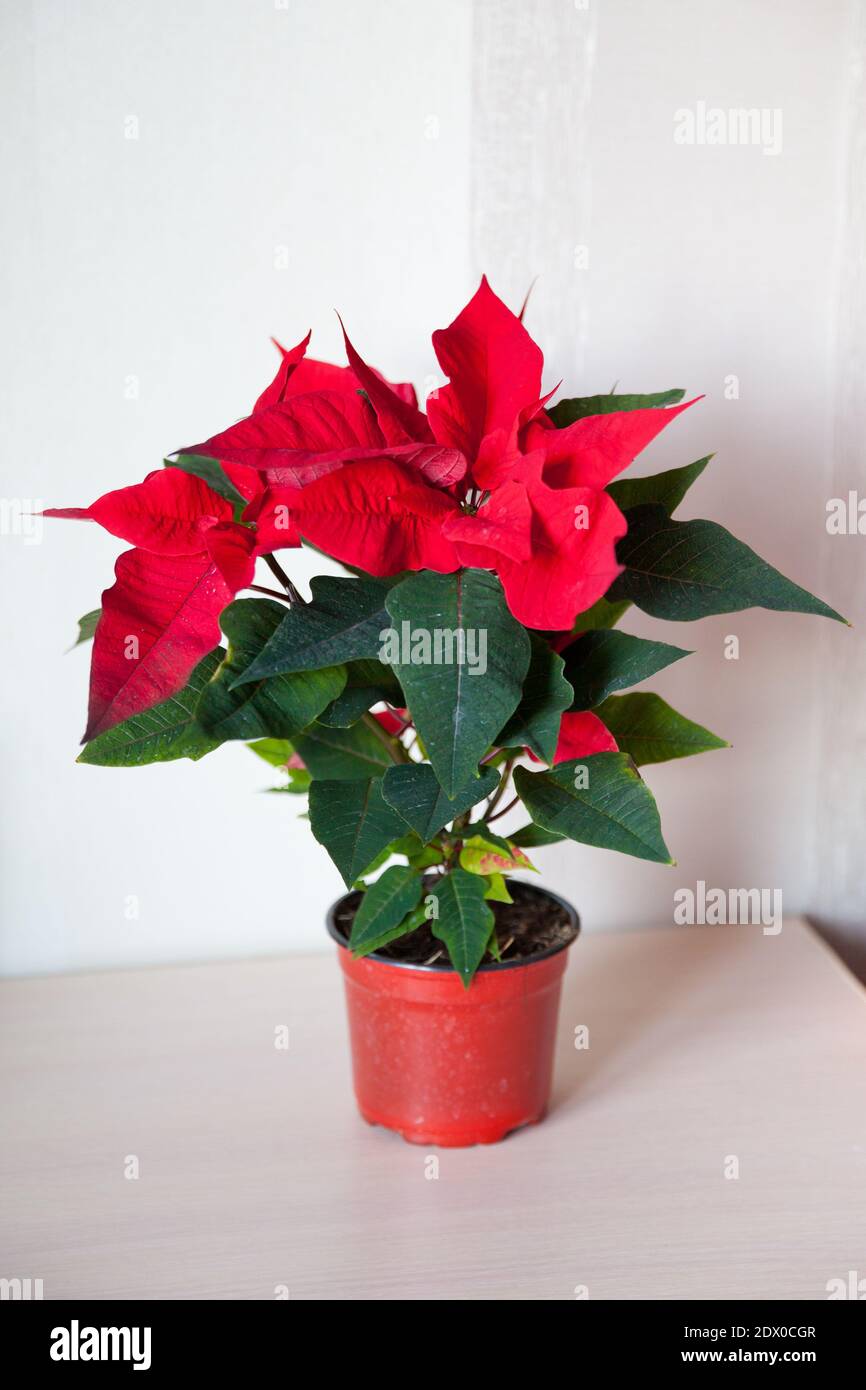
[483,873,513,904]
[388,832,426,856]
[165,454,249,509]
[497,633,574,762]
[607,456,711,516]
[247,738,293,768]
[514,754,673,864]
[384,569,530,796]
[78,651,223,766]
[309,777,406,888]
[384,829,446,870]
[381,762,499,842]
[232,575,394,683]
[349,866,424,957]
[594,692,729,766]
[351,846,394,885]
[292,721,395,780]
[548,389,685,428]
[429,868,495,985]
[196,599,346,740]
[408,845,446,870]
[561,629,691,710]
[346,656,404,696]
[509,822,565,848]
[352,901,428,959]
[459,833,536,875]
[318,656,403,728]
[69,608,101,650]
[317,685,386,728]
[569,595,631,631]
[610,505,846,623]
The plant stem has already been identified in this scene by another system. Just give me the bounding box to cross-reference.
[484,754,517,820]
[249,583,294,603]
[447,811,467,861]
[264,553,305,605]
[441,810,472,868]
[361,712,410,764]
[486,794,520,825]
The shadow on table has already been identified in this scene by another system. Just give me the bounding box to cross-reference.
[809,915,866,985]
[549,924,749,1116]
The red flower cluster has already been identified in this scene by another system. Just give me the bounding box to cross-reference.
[48,278,690,740]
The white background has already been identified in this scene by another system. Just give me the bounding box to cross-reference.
[1,0,863,976]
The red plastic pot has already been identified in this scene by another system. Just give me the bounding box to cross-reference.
[326,884,579,1147]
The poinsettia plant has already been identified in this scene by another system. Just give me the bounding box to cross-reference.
[50,279,844,983]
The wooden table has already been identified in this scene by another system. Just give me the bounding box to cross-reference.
[2,918,865,1301]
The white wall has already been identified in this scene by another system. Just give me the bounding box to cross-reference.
[814,1,866,979]
[1,0,862,976]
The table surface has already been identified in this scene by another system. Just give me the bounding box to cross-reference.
[2,917,865,1301]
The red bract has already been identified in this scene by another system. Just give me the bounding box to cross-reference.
[86,549,241,741]
[212,279,690,627]
[253,330,420,414]
[553,711,619,763]
[276,458,462,575]
[373,707,409,737]
[46,469,235,554]
[46,469,260,738]
[426,276,543,462]
[207,392,464,490]
[193,389,384,479]
[524,709,618,766]
[47,276,695,736]
[524,399,695,491]
[446,452,628,629]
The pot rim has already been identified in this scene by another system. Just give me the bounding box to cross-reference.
[326,879,580,975]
